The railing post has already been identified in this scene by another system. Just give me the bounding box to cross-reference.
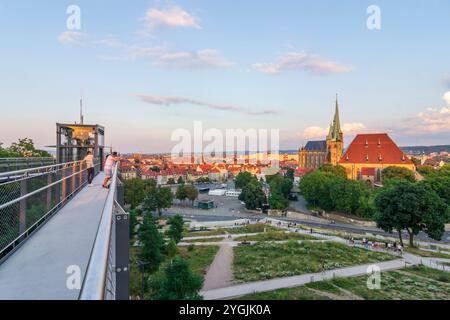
[79,161,84,186]
[61,164,67,201]
[46,172,52,212]
[116,179,124,207]
[72,162,77,193]
[115,204,129,300]
[19,179,27,234]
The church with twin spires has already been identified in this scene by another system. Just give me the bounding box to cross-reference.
[298,97,344,170]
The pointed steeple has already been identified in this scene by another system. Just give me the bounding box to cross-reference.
[331,94,342,140]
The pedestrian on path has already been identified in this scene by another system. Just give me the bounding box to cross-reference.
[83,151,95,186]
[103,152,118,188]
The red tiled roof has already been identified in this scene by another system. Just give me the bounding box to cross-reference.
[339,133,413,165]
[361,167,375,176]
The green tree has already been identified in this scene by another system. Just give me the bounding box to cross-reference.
[330,179,371,215]
[124,178,147,209]
[417,166,434,177]
[268,175,293,199]
[167,240,178,259]
[374,180,448,247]
[235,171,253,189]
[268,191,289,210]
[150,256,203,300]
[318,164,347,179]
[138,215,165,273]
[144,186,173,216]
[9,138,51,157]
[239,179,266,210]
[299,171,337,210]
[185,185,199,205]
[175,184,188,203]
[167,178,176,185]
[382,166,416,183]
[167,214,185,244]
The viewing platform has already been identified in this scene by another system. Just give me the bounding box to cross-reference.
[0,162,129,300]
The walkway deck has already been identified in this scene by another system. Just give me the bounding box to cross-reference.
[0,173,108,300]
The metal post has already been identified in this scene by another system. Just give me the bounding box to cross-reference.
[19,179,27,234]
[115,203,129,300]
[72,162,77,193]
[61,164,67,201]
[116,179,124,207]
[79,161,83,186]
[46,172,52,212]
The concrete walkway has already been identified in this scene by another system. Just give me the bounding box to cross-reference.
[0,173,108,300]
[201,258,414,300]
[202,240,234,290]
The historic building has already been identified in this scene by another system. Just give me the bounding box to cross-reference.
[339,133,416,183]
[298,97,344,169]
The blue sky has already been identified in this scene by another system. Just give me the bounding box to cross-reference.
[1,0,449,153]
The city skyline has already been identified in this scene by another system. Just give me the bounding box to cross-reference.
[1,1,450,153]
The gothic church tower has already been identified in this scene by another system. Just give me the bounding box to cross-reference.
[326,96,344,165]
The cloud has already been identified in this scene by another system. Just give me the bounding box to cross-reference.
[299,122,366,139]
[143,6,200,30]
[57,31,88,45]
[443,91,450,105]
[252,52,352,75]
[342,122,366,133]
[156,49,233,69]
[133,94,278,116]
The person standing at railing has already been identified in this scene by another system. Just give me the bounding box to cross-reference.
[102,152,118,189]
[84,151,95,186]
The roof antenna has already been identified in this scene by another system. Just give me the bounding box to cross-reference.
[80,91,84,125]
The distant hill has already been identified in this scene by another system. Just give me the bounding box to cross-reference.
[400,145,450,155]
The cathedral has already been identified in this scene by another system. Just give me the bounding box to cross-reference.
[298,97,344,170]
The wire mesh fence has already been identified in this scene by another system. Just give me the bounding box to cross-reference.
[0,160,100,260]
[0,157,56,174]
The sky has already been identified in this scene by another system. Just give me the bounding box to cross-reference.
[0,0,450,153]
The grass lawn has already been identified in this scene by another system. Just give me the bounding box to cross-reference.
[405,247,450,259]
[129,245,219,298]
[184,229,227,238]
[183,237,225,243]
[235,285,330,300]
[233,241,394,283]
[224,223,279,234]
[234,231,318,242]
[236,266,450,300]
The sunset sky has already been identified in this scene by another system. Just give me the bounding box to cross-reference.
[1,0,450,153]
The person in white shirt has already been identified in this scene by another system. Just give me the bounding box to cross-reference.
[103,152,118,188]
[83,151,95,186]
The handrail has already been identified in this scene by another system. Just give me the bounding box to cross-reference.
[0,162,98,210]
[0,160,84,179]
[79,162,120,300]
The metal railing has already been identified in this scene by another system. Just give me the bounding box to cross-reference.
[79,163,129,300]
[0,157,56,174]
[0,160,100,260]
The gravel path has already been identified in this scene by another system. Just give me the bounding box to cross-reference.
[202,239,234,291]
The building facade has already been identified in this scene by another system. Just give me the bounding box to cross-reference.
[298,97,344,169]
[339,133,416,183]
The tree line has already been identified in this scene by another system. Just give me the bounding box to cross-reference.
[299,164,450,246]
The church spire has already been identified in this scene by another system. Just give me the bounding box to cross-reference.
[331,94,342,140]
